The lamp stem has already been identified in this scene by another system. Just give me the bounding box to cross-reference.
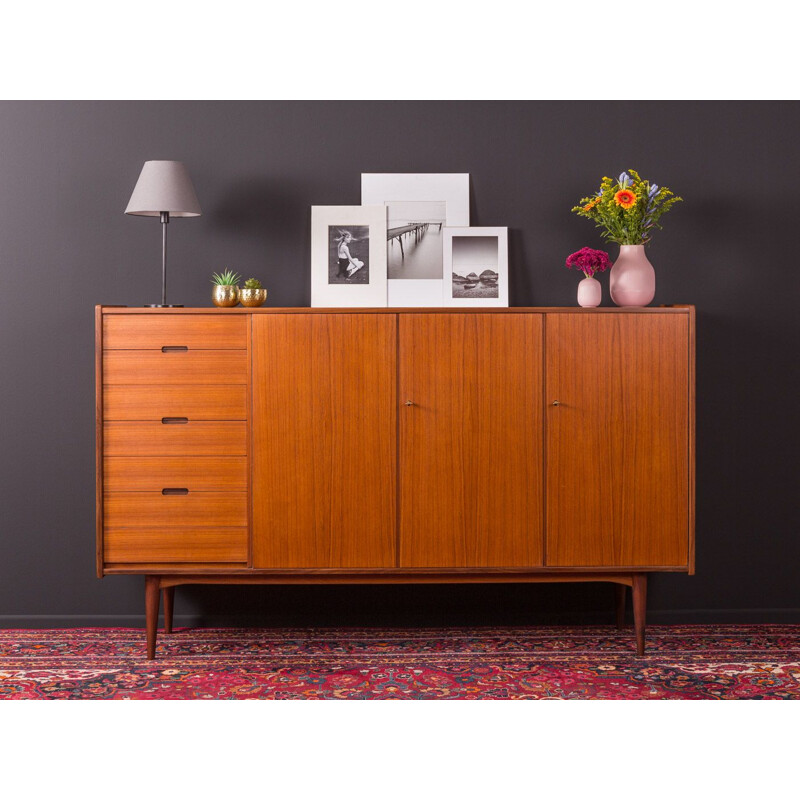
[161,211,169,306]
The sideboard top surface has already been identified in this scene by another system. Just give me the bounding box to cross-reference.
[99,305,694,315]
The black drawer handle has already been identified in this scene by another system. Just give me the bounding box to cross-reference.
[161,346,188,352]
[162,488,189,495]
[161,417,189,424]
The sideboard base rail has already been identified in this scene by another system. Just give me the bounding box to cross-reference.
[143,572,648,660]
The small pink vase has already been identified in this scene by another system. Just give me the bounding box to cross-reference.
[577,275,601,307]
[609,244,655,307]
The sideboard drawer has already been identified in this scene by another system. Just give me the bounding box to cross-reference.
[103,420,247,456]
[104,315,247,350]
[103,350,248,385]
[104,385,247,420]
[104,456,248,491]
[105,492,248,528]
[104,421,247,456]
[105,527,248,563]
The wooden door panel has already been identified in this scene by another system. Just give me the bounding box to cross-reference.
[545,313,689,567]
[252,314,396,568]
[399,314,543,568]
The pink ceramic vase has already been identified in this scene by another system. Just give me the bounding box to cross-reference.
[609,244,655,307]
[577,275,601,307]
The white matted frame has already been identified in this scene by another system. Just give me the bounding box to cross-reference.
[361,173,469,306]
[443,227,509,307]
[311,205,388,307]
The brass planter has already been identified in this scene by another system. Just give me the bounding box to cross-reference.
[239,288,268,307]
[212,285,239,307]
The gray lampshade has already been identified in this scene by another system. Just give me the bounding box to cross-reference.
[125,160,201,217]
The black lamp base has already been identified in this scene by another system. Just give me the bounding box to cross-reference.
[144,304,184,308]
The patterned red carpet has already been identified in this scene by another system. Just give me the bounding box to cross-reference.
[1,625,798,699]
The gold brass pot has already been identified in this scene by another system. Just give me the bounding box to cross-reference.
[212,285,239,307]
[239,287,268,307]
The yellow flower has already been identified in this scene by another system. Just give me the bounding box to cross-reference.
[614,189,637,209]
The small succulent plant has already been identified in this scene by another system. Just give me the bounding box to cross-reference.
[244,278,262,289]
[211,269,241,286]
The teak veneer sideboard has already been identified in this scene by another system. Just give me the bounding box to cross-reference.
[95,305,695,658]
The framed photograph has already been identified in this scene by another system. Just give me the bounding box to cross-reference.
[361,173,469,306]
[443,227,509,307]
[311,205,388,307]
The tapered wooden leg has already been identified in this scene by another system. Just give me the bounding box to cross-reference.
[163,587,175,634]
[145,575,161,660]
[615,583,626,629]
[632,573,647,656]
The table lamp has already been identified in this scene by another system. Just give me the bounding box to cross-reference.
[125,160,202,307]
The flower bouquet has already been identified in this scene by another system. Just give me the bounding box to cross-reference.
[571,170,682,246]
[571,170,683,306]
[565,247,611,307]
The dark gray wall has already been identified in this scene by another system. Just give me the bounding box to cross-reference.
[1,101,798,627]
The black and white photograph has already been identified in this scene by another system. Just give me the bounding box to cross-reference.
[442,226,509,307]
[361,173,469,306]
[451,235,499,298]
[311,205,387,307]
[328,225,369,284]
[386,201,445,280]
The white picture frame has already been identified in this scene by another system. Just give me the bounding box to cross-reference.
[361,173,469,306]
[443,227,509,307]
[311,205,388,307]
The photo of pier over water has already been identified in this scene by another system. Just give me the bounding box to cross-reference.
[386,200,446,280]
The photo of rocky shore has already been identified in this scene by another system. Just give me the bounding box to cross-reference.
[451,235,500,298]
[452,267,499,298]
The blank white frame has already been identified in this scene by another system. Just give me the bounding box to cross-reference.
[311,205,388,307]
[443,226,509,307]
[361,173,470,307]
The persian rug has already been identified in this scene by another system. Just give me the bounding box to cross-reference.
[1,625,798,699]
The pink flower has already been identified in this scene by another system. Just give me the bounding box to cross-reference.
[565,247,611,278]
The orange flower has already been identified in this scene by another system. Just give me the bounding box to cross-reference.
[583,197,601,211]
[614,189,637,209]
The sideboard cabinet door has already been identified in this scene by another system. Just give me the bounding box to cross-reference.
[545,313,690,567]
[398,313,544,568]
[252,314,396,568]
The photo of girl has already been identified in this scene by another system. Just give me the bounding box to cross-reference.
[329,226,369,284]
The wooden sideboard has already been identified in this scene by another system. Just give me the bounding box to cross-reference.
[96,305,695,658]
